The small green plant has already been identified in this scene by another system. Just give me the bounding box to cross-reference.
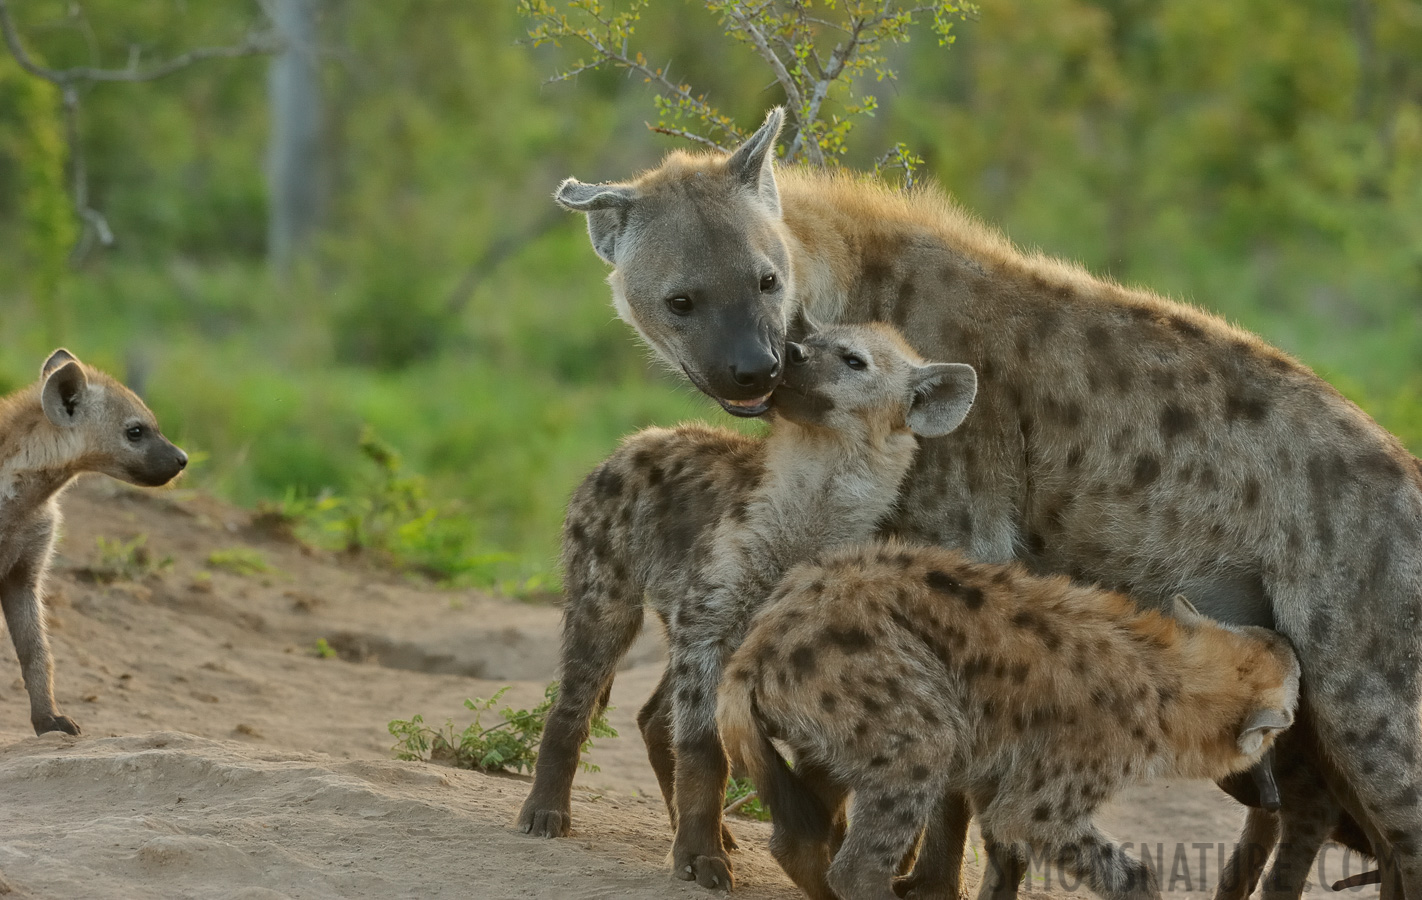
[723,775,770,821]
[388,682,617,775]
[269,427,519,586]
[206,547,272,576]
[78,535,174,582]
[311,637,338,659]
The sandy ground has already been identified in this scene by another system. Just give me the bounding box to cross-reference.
[0,479,1381,900]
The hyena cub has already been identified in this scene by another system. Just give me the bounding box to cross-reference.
[1,349,188,735]
[719,548,1300,900]
[518,324,977,889]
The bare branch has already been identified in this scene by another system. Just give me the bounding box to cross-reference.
[648,124,731,152]
[723,790,759,815]
[0,0,280,261]
[0,0,279,86]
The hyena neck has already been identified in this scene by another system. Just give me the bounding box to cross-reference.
[753,420,918,556]
[0,388,82,514]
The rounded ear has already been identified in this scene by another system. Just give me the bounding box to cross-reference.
[906,363,977,438]
[1237,707,1294,755]
[554,178,639,265]
[1170,593,1209,626]
[42,348,79,378]
[41,360,89,426]
[726,107,784,217]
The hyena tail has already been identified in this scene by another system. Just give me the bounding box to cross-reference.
[717,677,835,847]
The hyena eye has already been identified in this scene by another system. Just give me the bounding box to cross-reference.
[125,425,145,443]
[759,273,778,292]
[842,353,867,370]
[665,295,694,315]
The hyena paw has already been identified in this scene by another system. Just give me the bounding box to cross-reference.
[721,823,740,852]
[517,801,572,838]
[673,848,734,891]
[893,873,961,900]
[33,714,81,736]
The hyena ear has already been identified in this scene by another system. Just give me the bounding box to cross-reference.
[1170,594,1209,626]
[41,348,79,378]
[1237,707,1294,756]
[554,178,639,265]
[41,360,89,426]
[907,363,977,438]
[727,107,784,217]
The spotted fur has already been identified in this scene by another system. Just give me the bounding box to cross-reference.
[516,325,976,890]
[558,109,1422,898]
[719,545,1300,900]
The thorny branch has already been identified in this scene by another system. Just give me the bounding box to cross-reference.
[523,1,973,172]
[0,0,280,260]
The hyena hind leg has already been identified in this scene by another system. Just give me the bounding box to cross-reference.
[825,784,938,900]
[895,791,973,900]
[1049,826,1160,900]
[517,581,643,838]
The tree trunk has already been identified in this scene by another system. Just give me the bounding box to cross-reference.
[266,0,322,270]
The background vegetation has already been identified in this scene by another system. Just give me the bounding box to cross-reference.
[2,0,1419,589]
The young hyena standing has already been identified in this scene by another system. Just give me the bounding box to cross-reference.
[1,349,188,735]
[718,547,1301,900]
[555,108,1422,895]
[517,324,977,889]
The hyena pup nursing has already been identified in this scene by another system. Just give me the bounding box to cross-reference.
[719,553,1301,900]
[1,349,188,736]
[517,323,977,889]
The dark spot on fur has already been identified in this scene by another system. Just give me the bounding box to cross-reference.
[789,645,816,677]
[1241,477,1261,509]
[826,626,874,653]
[926,570,985,610]
[1066,446,1085,470]
[869,754,890,768]
[1033,804,1052,822]
[1225,392,1270,424]
[1132,455,1162,489]
[1167,316,1205,339]
[594,466,624,497]
[911,765,931,782]
[1159,403,1197,441]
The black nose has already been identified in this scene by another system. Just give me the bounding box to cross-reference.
[174,449,188,470]
[730,350,781,391]
[787,342,807,365]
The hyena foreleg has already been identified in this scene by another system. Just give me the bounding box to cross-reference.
[0,559,79,736]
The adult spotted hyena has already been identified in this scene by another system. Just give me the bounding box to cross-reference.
[553,108,1422,896]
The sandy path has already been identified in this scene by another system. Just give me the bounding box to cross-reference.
[0,479,1379,899]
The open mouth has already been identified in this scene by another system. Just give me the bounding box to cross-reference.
[682,364,774,418]
[717,394,773,418]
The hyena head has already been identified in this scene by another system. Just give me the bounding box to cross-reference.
[38,349,188,487]
[1171,595,1301,757]
[556,109,792,418]
[774,323,978,440]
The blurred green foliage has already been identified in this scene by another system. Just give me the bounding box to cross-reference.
[0,0,1419,589]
